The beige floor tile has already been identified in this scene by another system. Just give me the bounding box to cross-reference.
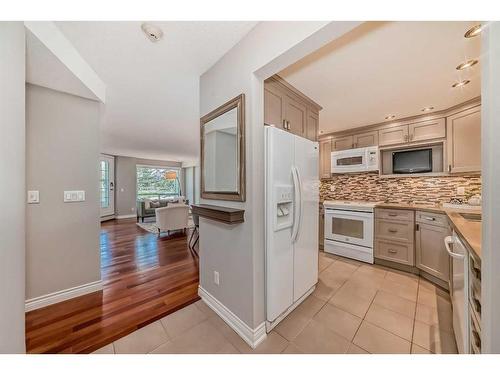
[313,279,339,301]
[238,332,289,354]
[419,279,450,299]
[150,320,234,354]
[351,270,386,288]
[160,303,208,338]
[385,269,419,287]
[338,278,379,301]
[282,343,304,354]
[372,290,416,318]
[335,256,364,268]
[364,303,414,341]
[114,321,169,354]
[330,258,361,273]
[313,304,362,341]
[380,278,418,302]
[292,295,326,319]
[411,344,432,354]
[415,303,453,333]
[417,289,452,310]
[355,264,388,279]
[292,320,350,354]
[274,309,311,341]
[91,343,115,354]
[194,299,219,320]
[346,343,369,354]
[318,254,335,272]
[329,288,373,318]
[412,320,458,354]
[353,321,411,354]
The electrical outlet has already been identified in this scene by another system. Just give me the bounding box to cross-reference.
[27,190,40,204]
[457,186,466,196]
[214,271,220,286]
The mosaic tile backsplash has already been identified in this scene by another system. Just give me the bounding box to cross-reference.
[320,172,481,205]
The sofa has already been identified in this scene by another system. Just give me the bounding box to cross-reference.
[136,197,188,222]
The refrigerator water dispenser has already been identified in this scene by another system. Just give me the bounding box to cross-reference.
[274,185,293,230]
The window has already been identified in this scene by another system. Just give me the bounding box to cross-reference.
[100,160,109,208]
[136,166,180,200]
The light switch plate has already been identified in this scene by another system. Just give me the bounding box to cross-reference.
[27,190,40,204]
[64,190,86,202]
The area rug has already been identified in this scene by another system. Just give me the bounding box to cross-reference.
[136,217,195,234]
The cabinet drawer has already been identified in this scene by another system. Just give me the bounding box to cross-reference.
[416,211,449,227]
[375,240,414,266]
[376,208,414,222]
[376,219,414,243]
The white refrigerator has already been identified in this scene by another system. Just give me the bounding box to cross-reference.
[265,126,319,328]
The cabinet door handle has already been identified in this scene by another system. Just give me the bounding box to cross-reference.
[448,164,452,173]
[287,121,291,130]
[388,213,398,217]
[283,119,287,129]
[388,228,398,233]
[388,249,398,254]
[422,216,436,221]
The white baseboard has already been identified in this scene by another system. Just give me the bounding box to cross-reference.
[25,280,103,312]
[198,286,267,349]
[116,214,136,219]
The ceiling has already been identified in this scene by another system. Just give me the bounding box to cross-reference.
[279,21,481,135]
[56,21,257,162]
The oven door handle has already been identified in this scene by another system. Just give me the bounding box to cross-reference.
[291,166,302,243]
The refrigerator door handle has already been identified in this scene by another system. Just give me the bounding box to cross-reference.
[291,166,302,243]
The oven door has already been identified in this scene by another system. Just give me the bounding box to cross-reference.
[324,209,374,248]
[331,149,367,173]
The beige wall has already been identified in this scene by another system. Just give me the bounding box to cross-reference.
[114,155,182,217]
[26,84,102,300]
[0,22,26,353]
[199,21,361,329]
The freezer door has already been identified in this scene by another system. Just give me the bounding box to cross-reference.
[265,126,294,322]
[293,135,319,302]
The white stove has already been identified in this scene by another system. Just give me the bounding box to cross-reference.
[323,200,380,212]
[323,200,380,264]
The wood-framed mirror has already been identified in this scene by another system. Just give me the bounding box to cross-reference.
[200,94,245,202]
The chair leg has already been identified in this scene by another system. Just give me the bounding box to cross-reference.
[188,228,195,248]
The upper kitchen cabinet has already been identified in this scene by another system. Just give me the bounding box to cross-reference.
[446,106,481,173]
[353,130,378,148]
[378,124,409,146]
[331,135,353,151]
[319,139,332,179]
[264,75,322,142]
[409,118,446,143]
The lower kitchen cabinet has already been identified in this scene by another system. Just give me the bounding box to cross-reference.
[415,216,451,282]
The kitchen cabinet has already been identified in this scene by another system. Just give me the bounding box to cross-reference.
[374,208,415,266]
[319,139,332,179]
[409,118,446,143]
[415,213,451,282]
[331,135,353,151]
[264,76,322,142]
[378,125,409,146]
[353,131,378,148]
[446,106,481,173]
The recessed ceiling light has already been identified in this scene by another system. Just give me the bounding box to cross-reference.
[452,80,471,88]
[385,115,396,120]
[141,23,164,43]
[456,59,479,70]
[421,106,435,112]
[464,24,482,38]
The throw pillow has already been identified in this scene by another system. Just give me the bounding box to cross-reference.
[143,198,151,209]
[150,201,160,208]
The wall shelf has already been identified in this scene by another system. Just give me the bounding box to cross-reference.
[191,204,244,225]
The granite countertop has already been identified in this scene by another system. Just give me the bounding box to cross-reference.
[375,202,482,261]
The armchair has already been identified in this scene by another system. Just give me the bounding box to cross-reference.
[155,204,189,236]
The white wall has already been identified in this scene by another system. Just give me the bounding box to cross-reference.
[26,84,102,300]
[481,21,500,354]
[0,22,26,353]
[199,21,361,330]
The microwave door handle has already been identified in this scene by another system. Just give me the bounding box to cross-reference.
[291,166,302,243]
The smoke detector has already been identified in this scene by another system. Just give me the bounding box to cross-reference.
[141,23,163,43]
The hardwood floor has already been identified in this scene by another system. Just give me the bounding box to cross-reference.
[25,218,199,353]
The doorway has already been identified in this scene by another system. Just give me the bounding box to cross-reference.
[100,154,115,218]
